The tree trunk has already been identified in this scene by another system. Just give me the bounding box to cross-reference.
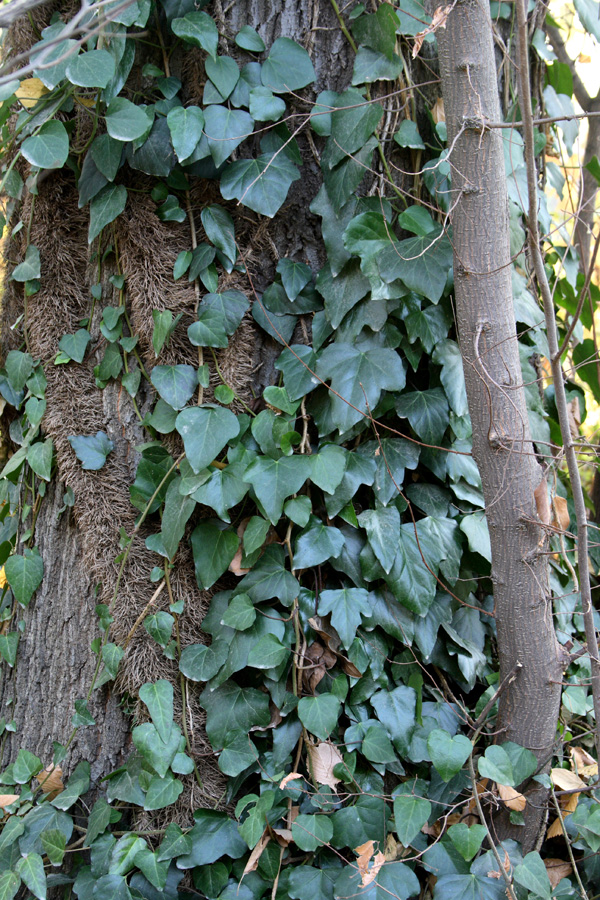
[437,0,563,850]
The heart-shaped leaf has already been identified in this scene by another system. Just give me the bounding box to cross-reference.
[427,728,472,782]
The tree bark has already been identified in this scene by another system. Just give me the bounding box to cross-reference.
[436,0,562,850]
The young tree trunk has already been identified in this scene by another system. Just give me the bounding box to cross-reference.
[436,0,563,850]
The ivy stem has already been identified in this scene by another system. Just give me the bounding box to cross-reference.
[185,192,204,405]
[328,0,357,52]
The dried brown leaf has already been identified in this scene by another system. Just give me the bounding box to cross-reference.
[497,783,526,811]
[551,768,586,791]
[571,746,595,770]
[552,496,570,532]
[35,765,64,799]
[355,840,376,883]
[413,5,452,57]
[544,859,572,888]
[534,477,551,525]
[307,740,343,790]
[279,772,303,790]
[243,831,270,875]
[547,817,564,839]
[0,794,19,808]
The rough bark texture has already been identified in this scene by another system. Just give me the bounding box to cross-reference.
[437,0,562,850]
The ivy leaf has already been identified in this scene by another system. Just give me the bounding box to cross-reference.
[4,549,44,607]
[316,259,371,328]
[201,206,236,264]
[235,25,265,52]
[191,520,238,590]
[288,867,338,900]
[203,106,254,167]
[293,517,345,569]
[328,89,383,167]
[171,11,219,58]
[292,815,333,852]
[395,388,449,445]
[129,117,176,177]
[106,97,151,141]
[477,745,515,786]
[134,846,169,890]
[447,823,487,862]
[383,523,437,615]
[513,852,552,900]
[331,794,389,849]
[15,853,46,900]
[157,823,192,862]
[191,461,249,523]
[318,587,371,649]
[176,809,247,868]
[247,633,289,669]
[175,406,240,472]
[315,344,406,435]
[150,365,198,409]
[433,874,505,900]
[353,47,404,85]
[235,544,300,605]
[405,304,451,354]
[276,258,312,300]
[371,686,416,756]
[243,455,311,523]
[394,118,426,149]
[427,729,472,782]
[334,861,419,900]
[40,828,66,866]
[200,681,271,746]
[51,759,90,810]
[139,680,174,744]
[205,55,239,100]
[179,640,230,681]
[378,232,453,303]
[27,439,53,481]
[309,444,347,494]
[12,245,40,282]
[357,505,400,574]
[275,344,319,402]
[21,121,69,169]
[393,794,431,847]
[88,183,127,243]
[66,49,116,87]
[219,731,259,776]
[68,431,114,470]
[0,632,19,667]
[249,86,286,122]
[432,339,468,417]
[261,37,315,93]
[222,594,257,630]
[220,152,300,218]
[132,721,181,778]
[167,105,204,161]
[144,773,184,810]
[58,328,91,363]
[6,350,34,390]
[343,211,392,260]
[13,748,43,782]
[298,694,341,740]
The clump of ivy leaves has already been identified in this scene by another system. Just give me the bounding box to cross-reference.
[0,1,597,899]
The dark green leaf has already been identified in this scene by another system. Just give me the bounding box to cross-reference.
[276,258,312,301]
[513,851,552,900]
[200,681,271,747]
[334,861,419,900]
[447,823,487,862]
[371,686,416,756]
[293,517,345,569]
[4,549,44,606]
[378,232,453,303]
[58,328,91,363]
[176,809,247,868]
[157,822,192,862]
[40,828,66,866]
[298,694,341,740]
[328,89,383,167]
[331,794,389,848]
[318,587,371,649]
[247,633,289,669]
[12,246,40,282]
[88,184,127,243]
[176,406,239,472]
[203,106,254,167]
[191,462,249,522]
[151,364,199,411]
[393,794,431,847]
[200,206,236,264]
[27,439,53,481]
[219,732,258,776]
[235,25,265,51]
[139,680,174,743]
[249,86,286,122]
[21,121,68,169]
[179,640,229,681]
[394,119,426,149]
[428,729,472,782]
[275,344,318,402]
[172,11,219,57]
[66,49,116,87]
[316,259,370,329]
[0,632,19,667]
[132,721,181,778]
[129,117,176,177]
[106,97,151,141]
[190,519,239,589]
[353,47,404,84]
[68,431,113,470]
[221,151,300,218]
[243,454,311,523]
[15,853,46,900]
[261,37,315,93]
[292,815,333,852]
[205,55,239,99]
[167,105,204,162]
[221,594,257,630]
[13,748,42,783]
[395,388,449,444]
[144,773,184,810]
[235,544,299,605]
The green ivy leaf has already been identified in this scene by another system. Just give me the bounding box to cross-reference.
[132,721,181,778]
[393,794,431,847]
[292,815,333,852]
[134,846,169,890]
[243,454,311,524]
[513,851,552,899]
[315,344,406,435]
[205,55,239,99]
[317,587,371,649]
[247,633,289,669]
[40,828,66,866]
[358,505,400,574]
[378,232,453,303]
[68,431,114,470]
[0,632,19,667]
[11,245,41,282]
[395,388,449,445]
[176,809,247,868]
[334,861,419,900]
[190,519,239,589]
[21,121,69,169]
[191,462,249,523]
[27,439,53,482]
[352,47,404,85]
[167,105,204,162]
[433,874,505,900]
[66,49,116,87]
[221,594,257,630]
[427,729,472,782]
[432,339,469,416]
[249,86,286,122]
[293,517,345,569]
[200,206,236,264]
[88,183,127,243]
[316,259,370,329]
[447,823,487,862]
[200,681,271,747]
[394,118,426,149]
[5,549,44,607]
[331,794,389,848]
[150,364,198,410]
[129,118,176,177]
[235,25,265,52]
[172,12,219,59]
[203,106,254,168]
[298,694,341,740]
[176,406,240,473]
[235,544,300,605]
[261,37,315,93]
[477,745,515,786]
[328,89,383,167]
[106,97,151,141]
[71,699,95,728]
[58,328,91,363]
[157,823,192,862]
[13,748,43,783]
[139,680,174,743]
[179,640,229,682]
[275,345,318,402]
[371,686,416,756]
[220,152,300,218]
[15,853,45,900]
[144,773,184,811]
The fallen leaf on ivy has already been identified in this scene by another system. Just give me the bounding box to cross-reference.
[545,859,572,888]
[497,783,526,811]
[355,840,384,887]
[534,476,550,525]
[412,5,452,58]
[0,567,6,589]
[270,825,293,846]
[552,496,570,532]
[546,817,563,839]
[571,746,596,770]
[35,764,64,798]
[307,617,361,677]
[0,794,19,808]
[16,78,48,108]
[306,739,343,790]
[279,772,303,790]
[551,768,585,791]
[243,830,270,875]
[384,834,398,861]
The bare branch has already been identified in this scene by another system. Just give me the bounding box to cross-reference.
[0,0,53,29]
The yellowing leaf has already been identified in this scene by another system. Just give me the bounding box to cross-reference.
[76,94,98,108]
[497,783,526,811]
[0,567,6,589]
[16,78,49,109]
